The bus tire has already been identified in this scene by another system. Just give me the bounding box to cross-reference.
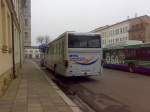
[128,63,135,73]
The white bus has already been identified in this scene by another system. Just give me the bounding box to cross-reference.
[44,32,102,77]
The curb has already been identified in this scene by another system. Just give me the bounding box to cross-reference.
[32,62,82,112]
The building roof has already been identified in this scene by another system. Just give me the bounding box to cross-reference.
[110,15,149,27]
[91,25,109,32]
[92,15,150,32]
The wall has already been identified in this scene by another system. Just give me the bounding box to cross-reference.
[105,22,129,47]
[0,0,13,96]
[128,16,150,43]
[92,15,150,47]
[93,21,129,47]
[145,25,150,42]
[0,0,24,96]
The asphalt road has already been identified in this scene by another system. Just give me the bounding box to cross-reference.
[33,59,150,112]
[75,69,150,112]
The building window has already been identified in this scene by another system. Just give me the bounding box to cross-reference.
[115,29,117,35]
[102,39,104,45]
[116,38,119,43]
[25,19,28,26]
[102,40,104,44]
[120,28,123,34]
[25,32,28,38]
[120,38,122,41]
[123,27,125,33]
[111,39,113,44]
[113,39,115,43]
[115,29,120,35]
[0,0,2,47]
[108,31,110,37]
[117,29,119,34]
[7,13,12,48]
[25,2,28,8]
[112,30,115,36]
[125,27,128,32]
[111,31,113,36]
[1,0,6,46]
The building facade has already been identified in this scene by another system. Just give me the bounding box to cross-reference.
[129,16,150,43]
[24,46,41,59]
[23,0,31,46]
[0,0,26,96]
[92,15,150,47]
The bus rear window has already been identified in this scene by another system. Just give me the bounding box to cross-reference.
[68,34,101,48]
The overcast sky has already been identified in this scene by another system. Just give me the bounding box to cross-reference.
[31,0,150,45]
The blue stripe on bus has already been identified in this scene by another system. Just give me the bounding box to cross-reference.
[76,59,98,65]
[103,64,150,75]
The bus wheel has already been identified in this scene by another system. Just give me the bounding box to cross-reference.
[128,64,135,73]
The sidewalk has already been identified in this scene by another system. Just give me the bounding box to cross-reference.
[0,60,81,112]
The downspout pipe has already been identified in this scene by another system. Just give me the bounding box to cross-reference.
[11,14,16,79]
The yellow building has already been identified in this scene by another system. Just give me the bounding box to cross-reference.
[0,0,25,96]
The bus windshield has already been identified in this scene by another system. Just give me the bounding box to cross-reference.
[68,34,101,48]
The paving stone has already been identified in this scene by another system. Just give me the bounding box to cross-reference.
[0,60,74,112]
[57,106,73,112]
[28,107,43,112]
[43,105,59,112]
[0,108,11,112]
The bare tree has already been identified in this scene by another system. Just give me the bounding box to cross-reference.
[36,35,50,45]
[45,35,50,45]
[36,36,44,45]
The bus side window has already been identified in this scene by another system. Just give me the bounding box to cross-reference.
[54,43,56,55]
[57,40,59,56]
[59,41,61,56]
[62,39,64,59]
[55,43,57,55]
[60,41,62,56]
[56,43,57,55]
[58,41,60,56]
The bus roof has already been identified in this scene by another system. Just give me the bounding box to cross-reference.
[48,31,101,45]
[48,31,74,46]
[103,43,150,50]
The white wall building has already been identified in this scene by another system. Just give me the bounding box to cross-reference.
[92,15,150,48]
[24,46,41,59]
[92,21,130,48]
